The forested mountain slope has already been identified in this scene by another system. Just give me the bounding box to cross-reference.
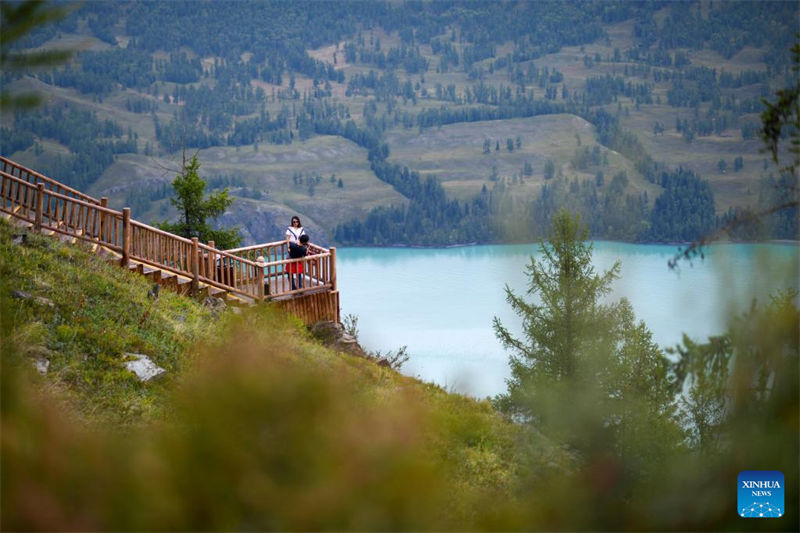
[1,0,797,245]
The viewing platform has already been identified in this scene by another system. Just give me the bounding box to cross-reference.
[0,155,339,324]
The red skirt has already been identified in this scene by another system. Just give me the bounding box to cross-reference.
[287,261,304,274]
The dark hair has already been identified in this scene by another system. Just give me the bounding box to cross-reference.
[299,234,309,244]
[291,216,301,226]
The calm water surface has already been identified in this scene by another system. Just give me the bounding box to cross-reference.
[337,242,798,398]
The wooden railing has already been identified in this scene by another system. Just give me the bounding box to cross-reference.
[1,156,102,206]
[1,172,123,250]
[224,241,337,298]
[1,166,337,304]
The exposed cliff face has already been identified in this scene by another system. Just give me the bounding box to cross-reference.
[219,200,331,248]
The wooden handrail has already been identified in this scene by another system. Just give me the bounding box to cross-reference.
[226,240,330,255]
[1,172,119,215]
[2,171,126,252]
[1,156,101,205]
[223,240,285,254]
[248,252,331,268]
[129,219,194,244]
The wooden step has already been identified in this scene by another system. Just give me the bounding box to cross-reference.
[191,285,208,298]
[64,228,84,245]
[208,286,228,298]
[175,277,193,295]
[225,292,254,306]
[159,272,178,290]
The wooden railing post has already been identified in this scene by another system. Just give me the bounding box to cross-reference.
[34,183,44,231]
[99,197,108,240]
[207,240,215,281]
[191,237,199,295]
[121,208,131,267]
[330,246,337,291]
[257,257,265,301]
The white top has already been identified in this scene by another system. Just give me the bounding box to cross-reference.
[285,226,306,244]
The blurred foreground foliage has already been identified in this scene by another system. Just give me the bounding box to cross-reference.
[1,309,532,530]
[1,217,798,531]
[493,210,798,531]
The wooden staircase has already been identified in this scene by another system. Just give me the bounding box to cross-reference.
[2,206,253,307]
[1,156,339,321]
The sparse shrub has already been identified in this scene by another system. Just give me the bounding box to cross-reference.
[343,313,359,338]
[370,345,410,370]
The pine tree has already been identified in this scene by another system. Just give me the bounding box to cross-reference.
[157,154,241,249]
[493,210,679,458]
[544,159,555,180]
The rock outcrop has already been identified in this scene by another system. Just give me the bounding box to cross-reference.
[309,321,368,359]
[123,353,167,382]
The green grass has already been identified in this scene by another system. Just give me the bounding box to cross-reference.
[0,219,214,424]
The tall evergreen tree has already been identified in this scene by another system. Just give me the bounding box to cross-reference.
[493,210,679,461]
[157,154,241,249]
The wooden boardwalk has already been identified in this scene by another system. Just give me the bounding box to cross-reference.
[1,156,340,324]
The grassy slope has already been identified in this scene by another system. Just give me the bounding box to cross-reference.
[0,220,214,423]
[0,219,566,529]
[385,114,661,203]
[94,136,407,234]
[378,15,781,214]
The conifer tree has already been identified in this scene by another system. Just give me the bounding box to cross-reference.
[493,210,679,460]
[157,154,241,249]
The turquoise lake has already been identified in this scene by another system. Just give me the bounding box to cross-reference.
[337,243,799,398]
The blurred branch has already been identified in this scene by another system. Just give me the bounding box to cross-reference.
[670,37,800,269]
[0,0,78,109]
[668,199,799,269]
[760,38,800,175]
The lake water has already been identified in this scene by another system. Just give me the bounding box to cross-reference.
[337,242,798,398]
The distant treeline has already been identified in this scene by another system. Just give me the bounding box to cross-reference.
[10,104,138,191]
[334,164,723,246]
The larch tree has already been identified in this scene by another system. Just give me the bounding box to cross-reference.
[157,154,241,250]
[493,210,680,463]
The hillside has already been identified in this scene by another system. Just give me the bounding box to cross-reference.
[0,218,565,529]
[1,0,797,245]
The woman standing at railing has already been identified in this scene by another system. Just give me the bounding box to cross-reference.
[285,216,307,247]
[285,216,310,291]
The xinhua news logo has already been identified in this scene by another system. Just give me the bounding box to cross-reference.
[738,471,784,518]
